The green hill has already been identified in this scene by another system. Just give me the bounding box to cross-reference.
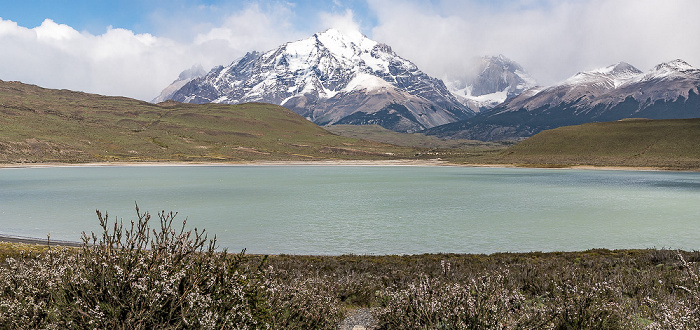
[3,80,698,169]
[496,118,700,169]
[0,80,413,163]
[326,124,513,149]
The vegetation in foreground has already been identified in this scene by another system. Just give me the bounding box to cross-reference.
[1,208,700,329]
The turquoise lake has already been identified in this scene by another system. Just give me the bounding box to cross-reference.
[1,165,699,255]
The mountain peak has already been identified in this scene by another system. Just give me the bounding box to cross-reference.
[643,59,698,82]
[446,54,536,110]
[312,28,376,55]
[597,62,642,76]
[166,29,472,132]
[316,28,366,42]
[652,59,696,72]
[484,54,518,67]
[152,64,207,103]
[565,62,642,88]
[177,64,207,81]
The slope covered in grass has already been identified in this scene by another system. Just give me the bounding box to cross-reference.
[0,80,413,163]
[497,118,700,169]
[2,80,698,169]
[326,124,513,149]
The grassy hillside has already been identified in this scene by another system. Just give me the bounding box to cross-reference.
[2,80,699,169]
[326,124,514,149]
[495,118,700,169]
[0,80,419,163]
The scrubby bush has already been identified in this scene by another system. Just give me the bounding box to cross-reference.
[2,209,700,329]
[645,252,700,329]
[0,206,266,329]
[375,272,540,329]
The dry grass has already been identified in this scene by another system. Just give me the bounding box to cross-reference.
[493,118,700,170]
[0,81,421,164]
[3,219,700,328]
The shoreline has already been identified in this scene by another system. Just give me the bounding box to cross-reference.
[0,233,82,247]
[0,159,693,172]
[0,159,452,168]
[1,233,694,255]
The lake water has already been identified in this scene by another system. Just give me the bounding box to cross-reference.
[1,165,699,255]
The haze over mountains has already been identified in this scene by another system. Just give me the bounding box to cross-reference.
[157,29,700,141]
[444,54,537,111]
[427,59,700,141]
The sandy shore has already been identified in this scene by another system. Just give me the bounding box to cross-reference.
[0,159,455,168]
[0,159,687,172]
[0,234,82,247]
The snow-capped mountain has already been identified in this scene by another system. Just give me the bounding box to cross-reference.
[167,29,473,132]
[152,65,206,103]
[426,59,700,141]
[445,55,537,111]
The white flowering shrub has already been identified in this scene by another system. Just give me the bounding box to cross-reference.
[0,248,69,327]
[2,215,700,329]
[645,252,700,329]
[0,206,268,329]
[375,271,542,329]
[264,275,344,329]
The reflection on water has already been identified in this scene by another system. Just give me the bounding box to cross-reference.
[1,166,698,255]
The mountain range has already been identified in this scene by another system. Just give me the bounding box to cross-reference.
[426,59,700,141]
[165,29,475,133]
[157,29,699,141]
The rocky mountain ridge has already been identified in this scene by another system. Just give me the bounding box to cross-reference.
[425,59,700,141]
[445,55,537,111]
[152,65,206,104]
[167,29,474,132]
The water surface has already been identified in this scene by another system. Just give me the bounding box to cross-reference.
[1,166,698,254]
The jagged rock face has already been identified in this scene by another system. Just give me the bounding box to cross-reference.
[445,55,537,111]
[167,29,473,132]
[152,65,206,104]
[426,60,700,141]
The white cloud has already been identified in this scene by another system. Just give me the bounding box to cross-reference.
[0,18,188,100]
[0,3,304,101]
[317,9,362,35]
[368,0,700,85]
[2,0,698,102]
[193,4,303,62]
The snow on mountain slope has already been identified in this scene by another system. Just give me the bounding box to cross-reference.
[167,29,473,132]
[445,55,537,111]
[426,59,700,141]
[502,60,700,113]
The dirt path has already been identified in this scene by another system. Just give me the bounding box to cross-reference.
[338,308,377,330]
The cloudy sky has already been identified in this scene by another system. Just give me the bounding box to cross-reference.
[1,0,699,101]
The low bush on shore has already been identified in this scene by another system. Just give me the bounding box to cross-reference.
[1,209,699,329]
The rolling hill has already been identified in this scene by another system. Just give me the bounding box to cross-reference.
[495,118,700,169]
[326,124,513,149]
[2,79,699,170]
[0,80,414,163]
